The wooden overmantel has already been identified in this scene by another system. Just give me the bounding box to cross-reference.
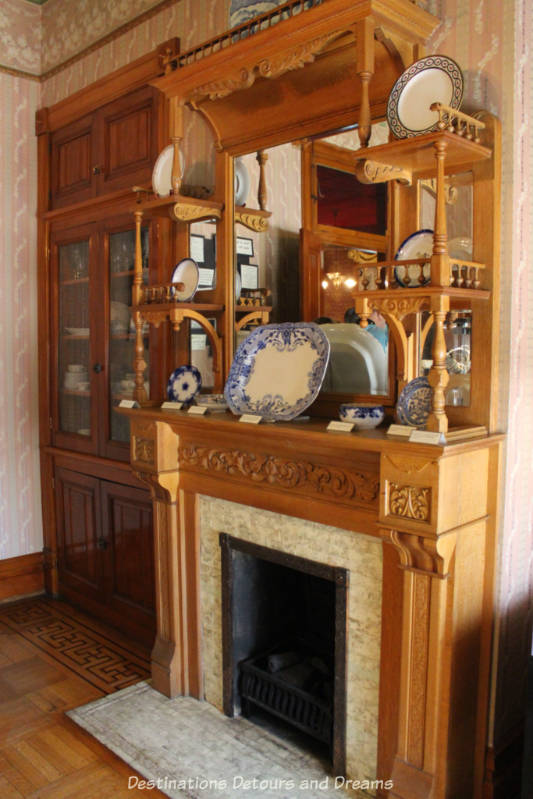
[123,406,501,799]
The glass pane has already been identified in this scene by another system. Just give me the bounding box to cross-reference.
[109,228,149,442]
[58,240,91,436]
[419,311,472,407]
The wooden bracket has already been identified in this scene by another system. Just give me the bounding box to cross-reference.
[355,159,412,185]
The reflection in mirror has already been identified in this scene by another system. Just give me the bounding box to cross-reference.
[232,122,393,405]
[234,144,301,349]
[419,170,473,257]
[318,245,388,395]
[420,310,472,406]
[190,218,217,292]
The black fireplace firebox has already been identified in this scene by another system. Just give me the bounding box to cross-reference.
[219,534,348,775]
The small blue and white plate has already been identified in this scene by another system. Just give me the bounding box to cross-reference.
[396,376,432,428]
[167,365,202,404]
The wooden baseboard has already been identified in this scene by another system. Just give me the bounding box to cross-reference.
[0,552,45,601]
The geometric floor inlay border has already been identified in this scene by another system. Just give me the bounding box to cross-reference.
[0,597,150,693]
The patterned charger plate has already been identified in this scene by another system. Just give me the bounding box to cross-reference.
[387,55,463,139]
[224,322,330,421]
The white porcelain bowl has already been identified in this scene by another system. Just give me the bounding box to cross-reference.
[339,403,385,430]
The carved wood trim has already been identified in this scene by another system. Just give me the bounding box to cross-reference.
[388,483,431,521]
[133,436,155,466]
[355,158,412,185]
[189,32,342,103]
[178,445,379,506]
[384,529,456,578]
[234,210,270,232]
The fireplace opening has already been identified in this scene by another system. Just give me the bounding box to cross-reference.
[220,534,348,775]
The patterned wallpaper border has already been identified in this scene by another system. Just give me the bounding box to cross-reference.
[0,0,177,81]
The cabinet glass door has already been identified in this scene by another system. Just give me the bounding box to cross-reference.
[57,237,93,442]
[108,227,149,445]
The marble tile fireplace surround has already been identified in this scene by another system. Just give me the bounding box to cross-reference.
[124,408,502,799]
[199,496,383,784]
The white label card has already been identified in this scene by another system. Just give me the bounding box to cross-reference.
[387,424,413,437]
[327,421,354,433]
[188,405,208,415]
[160,401,183,411]
[409,430,444,445]
[118,399,140,409]
[239,414,263,425]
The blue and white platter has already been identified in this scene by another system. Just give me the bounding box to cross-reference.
[396,376,432,428]
[167,365,202,404]
[224,322,330,422]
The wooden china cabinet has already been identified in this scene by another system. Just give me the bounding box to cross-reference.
[36,44,178,646]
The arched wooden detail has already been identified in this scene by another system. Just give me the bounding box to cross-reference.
[235,310,271,332]
[168,310,223,392]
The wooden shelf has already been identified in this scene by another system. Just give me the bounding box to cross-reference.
[132,192,223,222]
[355,130,491,178]
[235,304,272,312]
[60,389,90,397]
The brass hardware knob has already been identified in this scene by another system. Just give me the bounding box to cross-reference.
[93,363,103,373]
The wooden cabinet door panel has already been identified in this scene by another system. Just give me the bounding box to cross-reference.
[99,87,160,195]
[50,114,96,208]
[55,467,103,600]
[100,481,155,630]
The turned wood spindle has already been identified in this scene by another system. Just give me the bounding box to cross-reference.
[431,139,450,287]
[356,18,374,148]
[427,306,450,433]
[170,97,184,195]
[133,309,147,405]
[256,150,268,210]
[133,209,144,307]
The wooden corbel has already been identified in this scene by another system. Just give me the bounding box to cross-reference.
[355,158,412,185]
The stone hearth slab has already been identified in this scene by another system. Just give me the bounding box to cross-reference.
[67,681,365,798]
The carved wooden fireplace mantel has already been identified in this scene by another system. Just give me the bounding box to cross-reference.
[123,406,501,799]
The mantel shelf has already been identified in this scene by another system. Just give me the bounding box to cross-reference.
[355,130,491,178]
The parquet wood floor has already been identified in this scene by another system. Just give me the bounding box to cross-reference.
[0,596,166,797]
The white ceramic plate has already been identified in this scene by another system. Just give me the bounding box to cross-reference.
[394,229,433,287]
[171,257,200,302]
[387,55,463,139]
[224,322,330,421]
[319,323,388,395]
[234,158,250,206]
[152,144,185,197]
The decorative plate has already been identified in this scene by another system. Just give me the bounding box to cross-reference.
[171,257,200,302]
[224,322,330,421]
[152,144,185,197]
[387,55,464,139]
[234,158,250,206]
[396,376,432,428]
[167,365,202,404]
[394,229,433,287]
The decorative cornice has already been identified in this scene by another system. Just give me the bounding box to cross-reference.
[190,31,341,103]
[179,445,379,506]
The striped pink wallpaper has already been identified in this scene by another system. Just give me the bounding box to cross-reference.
[0,72,42,558]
